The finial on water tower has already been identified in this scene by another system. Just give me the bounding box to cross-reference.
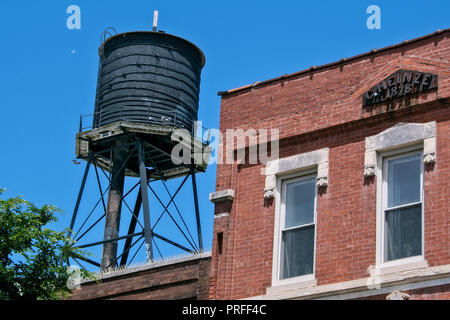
[153,10,159,31]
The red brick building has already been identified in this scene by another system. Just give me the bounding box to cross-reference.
[209,29,450,300]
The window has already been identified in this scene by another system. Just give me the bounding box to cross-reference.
[267,148,327,287]
[279,174,317,280]
[382,150,423,263]
[366,123,433,271]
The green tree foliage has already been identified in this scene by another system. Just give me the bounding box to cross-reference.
[0,188,92,300]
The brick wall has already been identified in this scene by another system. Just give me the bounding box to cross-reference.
[67,254,211,300]
[210,30,450,299]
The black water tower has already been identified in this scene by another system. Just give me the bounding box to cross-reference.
[93,31,205,132]
[69,24,209,271]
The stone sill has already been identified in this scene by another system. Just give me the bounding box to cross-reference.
[245,263,450,300]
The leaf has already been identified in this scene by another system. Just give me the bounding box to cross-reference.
[0,187,93,300]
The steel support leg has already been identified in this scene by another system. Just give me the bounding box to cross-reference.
[191,165,203,252]
[101,140,128,270]
[138,140,154,262]
[120,188,142,266]
[68,157,92,239]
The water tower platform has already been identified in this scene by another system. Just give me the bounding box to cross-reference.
[75,121,210,180]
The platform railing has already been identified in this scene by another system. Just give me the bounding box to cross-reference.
[79,107,212,145]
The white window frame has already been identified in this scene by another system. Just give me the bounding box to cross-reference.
[364,122,434,274]
[266,148,328,288]
[376,144,426,269]
[274,169,318,286]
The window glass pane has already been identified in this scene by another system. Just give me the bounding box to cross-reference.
[281,226,314,279]
[385,204,422,261]
[387,154,421,208]
[284,177,315,228]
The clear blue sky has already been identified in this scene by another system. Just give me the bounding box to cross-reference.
[0,1,448,269]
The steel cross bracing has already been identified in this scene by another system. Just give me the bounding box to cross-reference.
[67,137,204,271]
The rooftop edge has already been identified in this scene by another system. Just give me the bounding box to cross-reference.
[217,28,449,97]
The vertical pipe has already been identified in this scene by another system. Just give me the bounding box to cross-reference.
[191,165,203,252]
[137,140,154,262]
[101,139,128,270]
[153,10,159,31]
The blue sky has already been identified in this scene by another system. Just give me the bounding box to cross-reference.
[0,1,448,269]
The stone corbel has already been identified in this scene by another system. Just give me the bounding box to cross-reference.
[264,189,275,199]
[209,189,235,204]
[364,165,376,177]
[364,147,377,177]
[423,153,436,164]
[386,291,410,300]
[317,176,328,187]
[423,137,436,164]
[316,161,329,187]
[264,175,276,199]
